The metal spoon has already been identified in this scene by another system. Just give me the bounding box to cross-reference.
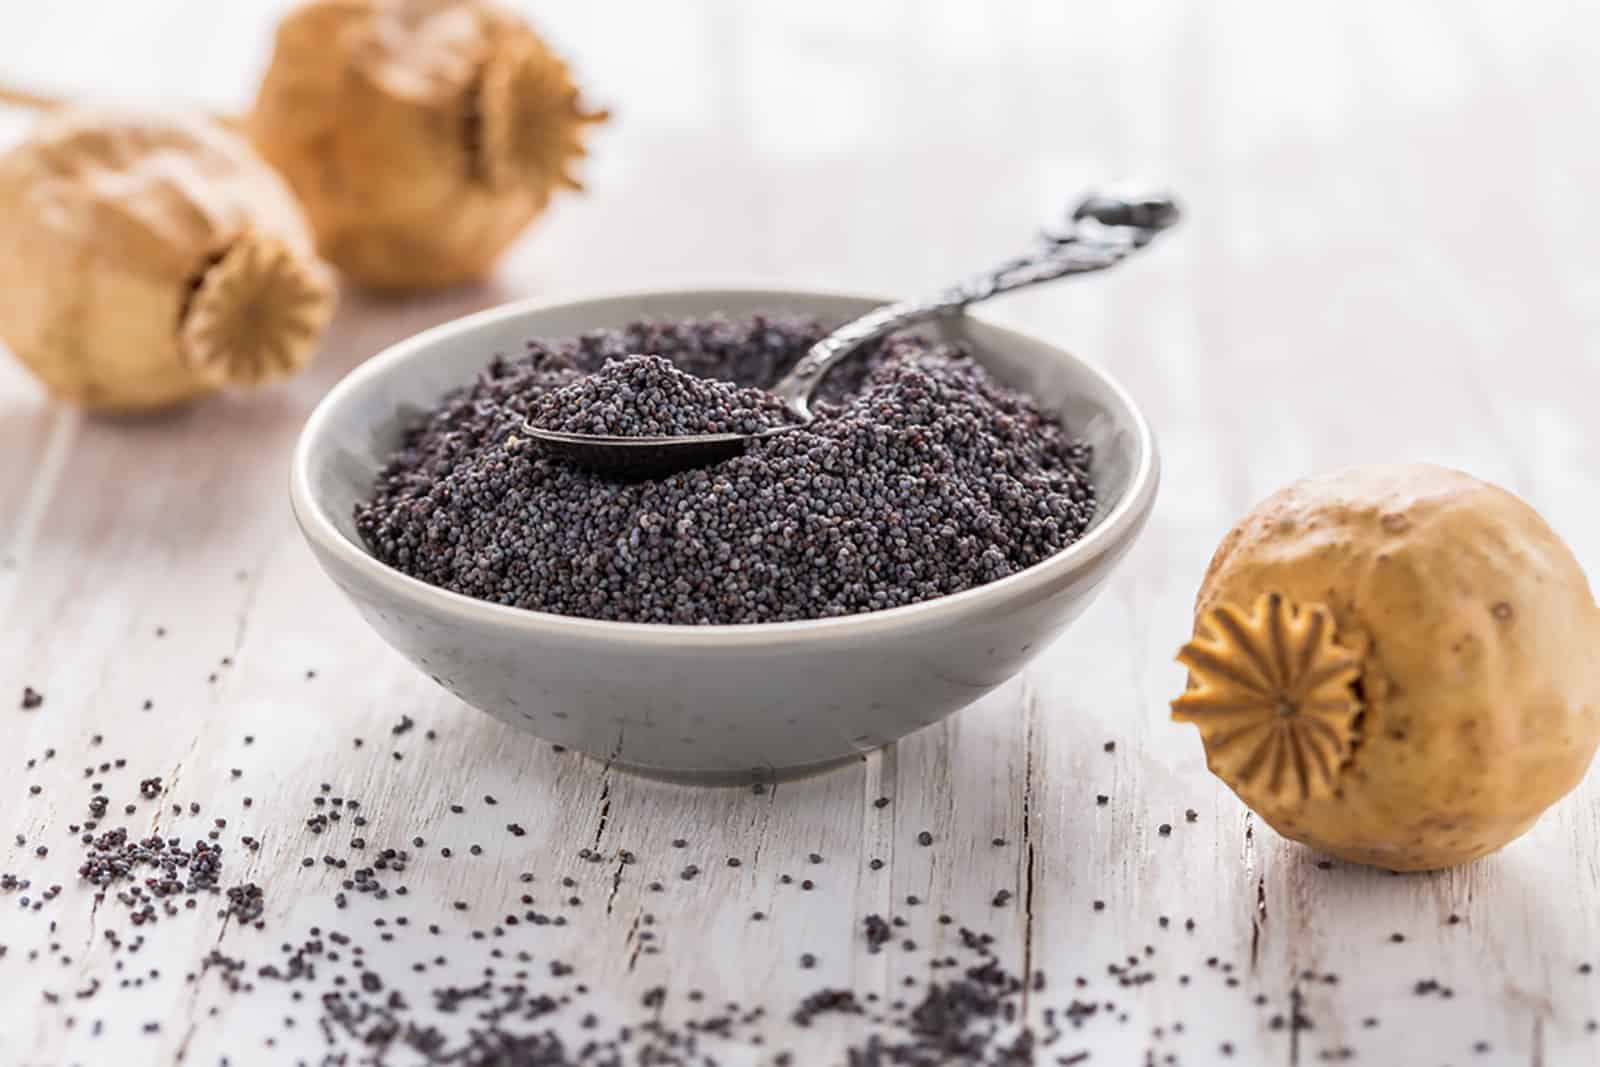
[522,189,1180,479]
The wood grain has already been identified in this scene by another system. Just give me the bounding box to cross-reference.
[3,1,1599,1065]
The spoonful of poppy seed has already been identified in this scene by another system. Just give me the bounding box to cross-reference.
[526,354,805,439]
[521,188,1181,479]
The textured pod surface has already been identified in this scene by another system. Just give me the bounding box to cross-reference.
[0,107,334,411]
[250,0,606,291]
[1175,464,1600,871]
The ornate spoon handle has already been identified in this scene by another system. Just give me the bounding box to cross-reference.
[771,190,1180,416]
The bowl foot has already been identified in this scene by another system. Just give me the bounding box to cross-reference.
[596,750,869,787]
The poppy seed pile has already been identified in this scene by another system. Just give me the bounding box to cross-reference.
[15,707,1593,1065]
[354,314,1096,624]
[526,353,801,437]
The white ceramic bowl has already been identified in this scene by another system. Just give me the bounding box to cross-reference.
[290,288,1159,783]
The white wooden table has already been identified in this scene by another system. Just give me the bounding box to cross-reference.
[4,2,1599,1064]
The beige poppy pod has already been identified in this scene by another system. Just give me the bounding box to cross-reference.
[249,0,608,291]
[1172,464,1600,871]
[0,107,335,412]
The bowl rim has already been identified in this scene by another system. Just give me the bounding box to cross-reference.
[289,285,1160,648]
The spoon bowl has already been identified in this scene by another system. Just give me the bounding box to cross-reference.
[510,424,801,481]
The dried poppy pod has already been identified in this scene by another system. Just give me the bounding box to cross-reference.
[1172,464,1600,871]
[249,0,607,291]
[0,107,335,412]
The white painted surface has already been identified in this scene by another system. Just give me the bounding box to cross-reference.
[2,2,1598,1065]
